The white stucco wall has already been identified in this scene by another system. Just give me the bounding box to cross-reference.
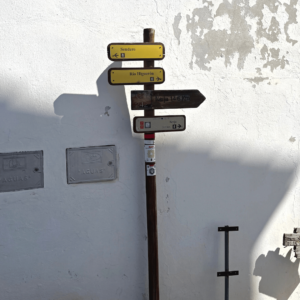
[0,1,300,299]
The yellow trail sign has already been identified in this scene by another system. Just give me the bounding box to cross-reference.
[108,68,165,85]
[107,43,165,61]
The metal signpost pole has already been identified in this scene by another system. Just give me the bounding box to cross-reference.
[143,28,159,300]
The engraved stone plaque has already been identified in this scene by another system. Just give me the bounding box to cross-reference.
[66,145,117,184]
[0,150,44,193]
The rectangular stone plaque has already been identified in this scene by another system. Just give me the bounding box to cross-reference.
[66,145,117,184]
[0,150,44,193]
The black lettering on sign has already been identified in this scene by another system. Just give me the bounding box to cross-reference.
[1,175,30,183]
[120,48,136,51]
[78,169,105,174]
[153,95,190,103]
[137,72,154,76]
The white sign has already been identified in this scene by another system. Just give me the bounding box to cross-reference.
[134,115,186,133]
[145,145,155,162]
[147,165,156,176]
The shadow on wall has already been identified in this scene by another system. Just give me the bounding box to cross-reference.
[253,248,300,300]
[156,147,296,300]
[54,61,131,140]
[0,65,297,300]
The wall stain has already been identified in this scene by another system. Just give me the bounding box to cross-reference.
[104,106,111,116]
[176,0,298,84]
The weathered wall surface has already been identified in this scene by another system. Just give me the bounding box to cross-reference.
[0,1,299,299]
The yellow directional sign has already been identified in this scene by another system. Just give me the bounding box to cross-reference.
[108,43,165,61]
[108,68,165,85]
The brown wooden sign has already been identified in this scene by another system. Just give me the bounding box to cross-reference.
[133,115,186,133]
[131,90,205,110]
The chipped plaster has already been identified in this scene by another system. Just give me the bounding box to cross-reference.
[173,0,298,85]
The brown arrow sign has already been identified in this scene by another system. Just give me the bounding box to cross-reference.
[131,90,205,110]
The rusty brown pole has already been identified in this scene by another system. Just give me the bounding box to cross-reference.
[143,28,159,300]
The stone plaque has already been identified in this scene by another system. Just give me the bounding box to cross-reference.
[66,145,117,184]
[0,150,44,193]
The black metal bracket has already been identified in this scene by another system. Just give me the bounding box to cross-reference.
[217,271,239,277]
[218,226,239,232]
[218,225,239,300]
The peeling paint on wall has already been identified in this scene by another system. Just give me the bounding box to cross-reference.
[176,0,298,84]
[173,13,182,45]
[244,76,269,85]
[284,0,298,45]
[260,45,289,72]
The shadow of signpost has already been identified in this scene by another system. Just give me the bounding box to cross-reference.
[253,248,300,300]
[156,148,296,300]
[0,64,297,300]
[54,62,132,142]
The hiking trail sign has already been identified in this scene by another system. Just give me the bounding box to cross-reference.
[131,90,206,110]
[108,68,165,85]
[133,116,186,133]
[107,43,165,61]
[107,28,206,300]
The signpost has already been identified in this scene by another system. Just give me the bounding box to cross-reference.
[108,43,165,61]
[131,90,206,110]
[108,68,165,85]
[107,28,206,300]
[133,116,186,133]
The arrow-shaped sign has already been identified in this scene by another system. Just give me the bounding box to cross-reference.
[131,90,205,110]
